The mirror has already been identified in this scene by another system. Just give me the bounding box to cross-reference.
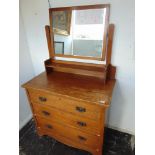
[50,5,110,61]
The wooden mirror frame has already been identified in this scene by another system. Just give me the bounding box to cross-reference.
[49,4,110,61]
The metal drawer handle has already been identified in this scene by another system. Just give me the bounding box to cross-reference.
[76,106,86,112]
[42,110,50,116]
[78,136,87,141]
[77,121,87,127]
[39,96,47,102]
[45,124,53,129]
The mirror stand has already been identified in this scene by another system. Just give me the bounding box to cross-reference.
[44,23,116,83]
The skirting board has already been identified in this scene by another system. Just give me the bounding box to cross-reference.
[19,114,33,130]
[105,123,135,135]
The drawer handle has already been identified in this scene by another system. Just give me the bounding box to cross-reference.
[39,96,47,102]
[42,110,50,116]
[45,124,53,129]
[77,121,87,127]
[76,106,86,112]
[78,136,87,141]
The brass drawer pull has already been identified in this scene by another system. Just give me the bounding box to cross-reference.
[77,121,87,127]
[78,136,87,141]
[39,96,47,102]
[45,124,53,129]
[76,106,86,112]
[42,110,50,116]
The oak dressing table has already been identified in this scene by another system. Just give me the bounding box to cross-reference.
[22,4,116,155]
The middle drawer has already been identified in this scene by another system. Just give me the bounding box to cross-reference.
[33,103,101,135]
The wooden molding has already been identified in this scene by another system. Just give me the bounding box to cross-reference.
[106,24,115,65]
[45,25,54,59]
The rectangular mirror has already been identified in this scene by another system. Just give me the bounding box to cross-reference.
[49,4,110,61]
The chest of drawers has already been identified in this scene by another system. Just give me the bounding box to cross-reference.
[22,71,116,155]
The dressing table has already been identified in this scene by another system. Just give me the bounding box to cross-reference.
[22,4,116,155]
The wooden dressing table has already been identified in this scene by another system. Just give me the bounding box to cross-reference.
[22,4,116,155]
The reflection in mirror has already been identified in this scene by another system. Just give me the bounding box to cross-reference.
[52,8,107,58]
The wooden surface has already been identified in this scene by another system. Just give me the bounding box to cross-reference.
[45,25,54,59]
[54,54,102,61]
[37,128,101,155]
[28,88,101,120]
[45,59,107,80]
[22,71,116,107]
[37,116,100,148]
[33,103,101,135]
[106,24,115,65]
[23,71,116,155]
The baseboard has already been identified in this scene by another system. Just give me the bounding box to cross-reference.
[19,114,33,130]
[105,124,135,135]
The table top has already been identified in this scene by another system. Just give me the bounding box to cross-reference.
[22,71,116,107]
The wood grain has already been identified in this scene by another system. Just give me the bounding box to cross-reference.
[22,71,116,155]
[28,88,102,121]
[38,128,101,155]
[106,24,115,65]
[22,71,115,106]
[49,10,55,59]
[45,26,53,58]
[36,116,101,148]
[33,102,101,135]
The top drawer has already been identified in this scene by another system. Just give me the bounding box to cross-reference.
[28,89,102,120]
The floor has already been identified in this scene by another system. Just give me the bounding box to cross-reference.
[19,119,135,155]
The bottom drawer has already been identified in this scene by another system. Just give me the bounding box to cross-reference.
[36,116,100,149]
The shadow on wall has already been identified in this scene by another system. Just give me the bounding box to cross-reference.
[106,80,126,130]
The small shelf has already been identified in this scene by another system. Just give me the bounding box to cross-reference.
[44,59,108,81]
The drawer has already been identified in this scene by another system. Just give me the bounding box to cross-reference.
[36,116,100,149]
[33,103,101,135]
[28,89,101,120]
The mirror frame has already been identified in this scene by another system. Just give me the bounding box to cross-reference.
[49,4,110,61]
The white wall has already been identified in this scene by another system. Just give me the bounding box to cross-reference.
[54,34,73,55]
[19,9,35,130]
[20,0,135,134]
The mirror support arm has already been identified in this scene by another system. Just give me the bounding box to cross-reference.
[45,25,54,59]
[106,24,115,65]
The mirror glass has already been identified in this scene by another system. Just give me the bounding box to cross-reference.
[52,8,107,59]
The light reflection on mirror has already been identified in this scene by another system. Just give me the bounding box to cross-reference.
[52,8,106,58]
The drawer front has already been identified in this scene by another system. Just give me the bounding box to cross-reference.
[36,116,100,148]
[33,103,101,135]
[28,89,101,120]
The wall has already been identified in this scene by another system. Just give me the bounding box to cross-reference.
[19,9,35,130]
[54,34,73,55]
[20,0,135,134]
[73,40,102,57]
